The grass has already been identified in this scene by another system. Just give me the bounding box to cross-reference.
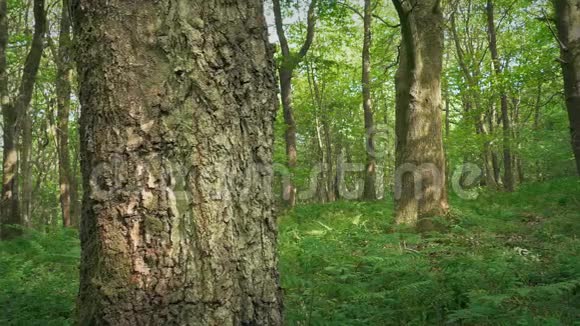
[1,178,579,325]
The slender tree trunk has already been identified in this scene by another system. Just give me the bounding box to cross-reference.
[444,91,450,138]
[512,97,525,183]
[308,63,336,203]
[322,117,335,201]
[488,105,502,183]
[70,134,81,226]
[306,63,329,203]
[334,141,344,200]
[21,100,32,226]
[450,12,498,188]
[481,105,501,190]
[272,0,317,207]
[315,116,329,203]
[554,0,580,176]
[56,0,73,227]
[362,0,377,200]
[533,83,543,179]
[392,0,449,230]
[73,1,283,324]
[486,0,514,191]
[0,0,45,239]
[279,68,298,206]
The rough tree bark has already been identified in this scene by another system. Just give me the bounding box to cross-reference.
[73,0,283,324]
[55,0,75,227]
[272,0,317,207]
[362,0,377,200]
[0,0,45,238]
[392,0,449,230]
[554,0,580,176]
[486,0,514,191]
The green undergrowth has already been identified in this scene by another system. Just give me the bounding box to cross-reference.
[0,228,79,325]
[279,178,580,325]
[1,178,579,325]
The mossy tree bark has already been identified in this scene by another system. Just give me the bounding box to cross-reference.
[392,0,449,230]
[73,0,283,324]
[554,0,580,176]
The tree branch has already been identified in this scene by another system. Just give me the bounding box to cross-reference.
[337,1,399,28]
[541,7,567,51]
[297,0,318,60]
[272,0,290,58]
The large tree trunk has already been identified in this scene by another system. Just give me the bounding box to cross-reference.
[0,0,45,238]
[554,0,580,176]
[73,1,283,324]
[486,0,514,191]
[392,0,449,230]
[362,0,377,200]
[56,0,74,227]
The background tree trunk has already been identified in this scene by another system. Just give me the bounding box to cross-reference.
[21,99,32,226]
[56,0,73,227]
[273,0,317,207]
[279,68,298,206]
[392,0,449,230]
[554,0,580,176]
[73,0,283,324]
[362,0,377,200]
[1,0,45,238]
[486,0,514,191]
[0,0,19,238]
[450,13,498,189]
[488,106,502,183]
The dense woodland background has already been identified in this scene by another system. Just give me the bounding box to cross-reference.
[0,0,576,228]
[0,0,579,324]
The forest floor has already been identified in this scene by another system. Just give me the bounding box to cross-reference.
[1,178,579,325]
